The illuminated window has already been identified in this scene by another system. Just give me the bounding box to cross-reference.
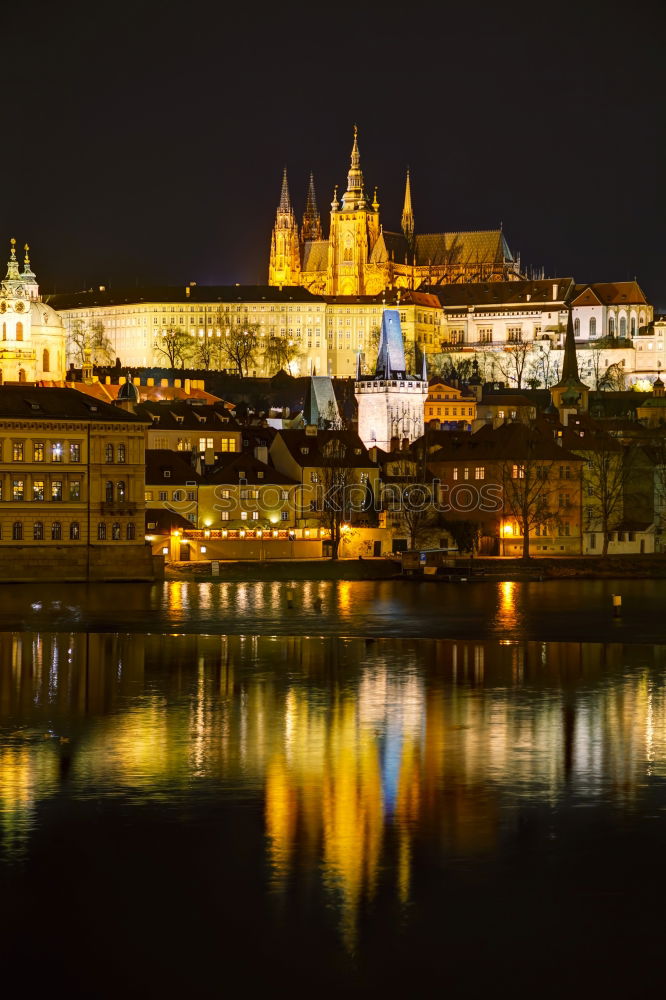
[33,522,44,541]
[98,523,107,540]
[126,523,136,540]
[105,444,114,463]
[70,443,81,462]
[512,464,525,479]
[117,444,126,463]
[33,480,45,501]
[34,441,44,462]
[13,479,24,501]
[13,441,23,462]
[475,467,485,480]
[70,481,81,501]
[52,481,63,501]
[241,511,248,520]
[112,523,121,540]
[70,522,80,540]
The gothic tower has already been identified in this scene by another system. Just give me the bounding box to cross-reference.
[401,169,415,258]
[268,168,301,287]
[355,309,428,451]
[327,127,380,295]
[301,172,322,242]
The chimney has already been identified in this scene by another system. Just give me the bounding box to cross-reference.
[368,446,378,463]
[390,435,400,452]
[105,376,111,385]
[401,437,410,451]
[552,283,557,301]
[184,379,191,394]
[254,444,268,464]
[185,286,190,298]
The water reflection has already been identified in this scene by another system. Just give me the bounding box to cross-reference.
[1,632,666,952]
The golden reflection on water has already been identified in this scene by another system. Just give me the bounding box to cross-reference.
[1,632,666,945]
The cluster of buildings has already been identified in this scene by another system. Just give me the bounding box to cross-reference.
[0,127,664,578]
[44,131,659,383]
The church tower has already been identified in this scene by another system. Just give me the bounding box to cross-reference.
[401,169,415,258]
[327,127,380,295]
[355,309,428,451]
[268,168,301,287]
[301,172,322,242]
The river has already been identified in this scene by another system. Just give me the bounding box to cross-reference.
[1,580,665,996]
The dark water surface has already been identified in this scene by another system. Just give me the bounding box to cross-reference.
[0,576,665,641]
[1,582,666,996]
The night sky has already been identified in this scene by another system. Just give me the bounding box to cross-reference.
[2,0,664,306]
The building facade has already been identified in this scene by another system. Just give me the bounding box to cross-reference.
[1,240,67,385]
[0,386,155,580]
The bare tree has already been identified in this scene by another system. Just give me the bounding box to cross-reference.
[493,342,533,389]
[217,323,261,377]
[494,456,561,560]
[191,332,219,370]
[153,327,193,368]
[68,319,114,366]
[576,434,635,557]
[319,436,357,560]
[580,343,626,391]
[529,343,561,389]
[263,335,300,375]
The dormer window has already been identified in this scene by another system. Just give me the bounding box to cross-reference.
[300,447,309,455]
[164,470,171,478]
[257,471,264,479]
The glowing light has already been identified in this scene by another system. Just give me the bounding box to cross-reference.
[501,521,514,537]
[162,547,168,555]
[240,530,246,538]
[222,530,228,538]
[272,530,278,538]
[257,530,263,538]
[304,529,310,537]
[200,545,207,554]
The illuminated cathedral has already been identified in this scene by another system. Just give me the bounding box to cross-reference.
[268,127,521,296]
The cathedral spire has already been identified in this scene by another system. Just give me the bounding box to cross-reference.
[301,172,322,241]
[341,125,367,210]
[401,168,415,241]
[279,167,292,213]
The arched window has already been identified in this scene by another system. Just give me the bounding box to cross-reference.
[18,368,26,383]
[112,522,121,540]
[630,318,636,336]
[2,321,6,340]
[51,522,62,540]
[608,317,615,336]
[12,522,23,540]
[116,481,126,501]
[117,443,126,463]
[105,481,114,503]
[574,318,580,336]
[589,317,596,337]
[126,522,136,540]
[16,321,23,342]
[42,349,50,372]
[70,522,80,540]
[105,444,114,463]
[619,317,626,337]
[98,523,107,540]
[33,522,44,540]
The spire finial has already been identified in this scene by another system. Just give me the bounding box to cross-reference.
[331,184,339,211]
[23,243,30,266]
[6,237,20,280]
[342,125,366,209]
[372,186,379,211]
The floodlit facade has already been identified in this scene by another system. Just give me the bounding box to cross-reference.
[0,240,67,384]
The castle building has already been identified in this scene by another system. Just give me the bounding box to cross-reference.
[0,239,67,384]
[268,128,521,296]
[355,309,428,451]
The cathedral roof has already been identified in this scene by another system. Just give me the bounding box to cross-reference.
[301,240,330,272]
[413,230,513,268]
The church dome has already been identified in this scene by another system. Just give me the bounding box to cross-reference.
[117,376,140,403]
[29,300,62,328]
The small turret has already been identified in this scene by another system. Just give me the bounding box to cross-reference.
[301,172,322,242]
[401,168,415,247]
